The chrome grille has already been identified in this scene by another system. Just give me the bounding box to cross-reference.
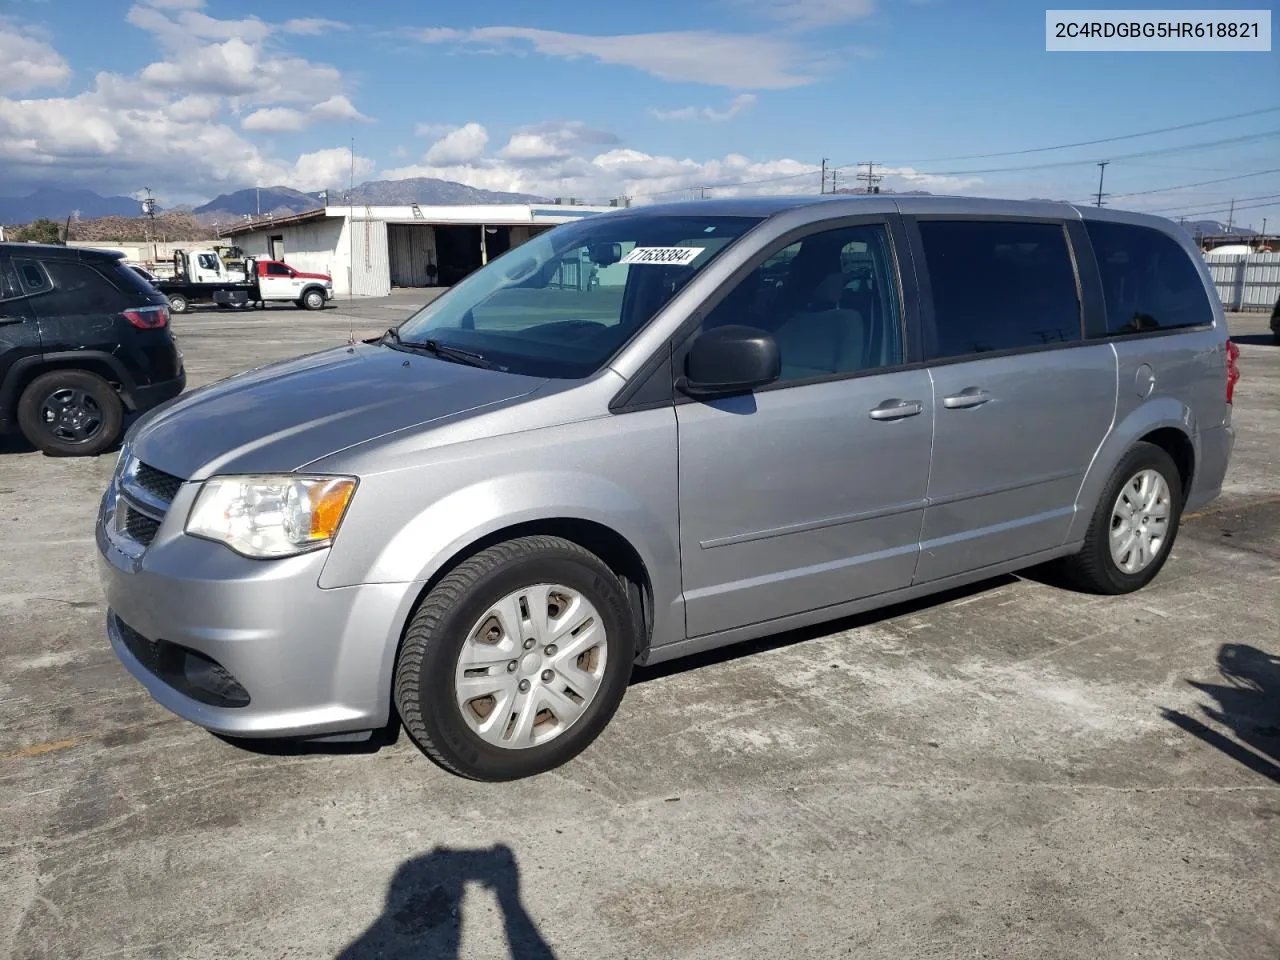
[109,456,184,553]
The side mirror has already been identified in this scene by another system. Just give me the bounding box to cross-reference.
[678,325,780,398]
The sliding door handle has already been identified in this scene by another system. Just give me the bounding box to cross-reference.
[868,398,923,421]
[942,387,992,409]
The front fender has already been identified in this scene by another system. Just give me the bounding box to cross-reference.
[1067,396,1198,542]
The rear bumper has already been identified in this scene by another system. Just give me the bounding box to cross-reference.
[126,369,187,413]
[1186,421,1235,514]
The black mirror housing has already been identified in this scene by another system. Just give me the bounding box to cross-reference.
[679,325,780,397]
[588,242,622,266]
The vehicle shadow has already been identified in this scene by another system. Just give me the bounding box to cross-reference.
[1161,643,1280,785]
[334,844,556,960]
[632,573,1017,684]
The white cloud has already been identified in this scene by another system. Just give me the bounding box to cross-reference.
[414,26,816,89]
[735,0,877,28]
[415,122,454,138]
[311,94,371,123]
[283,18,350,35]
[424,122,489,164]
[383,119,822,201]
[126,4,271,48]
[289,147,374,190]
[144,0,206,9]
[651,93,758,123]
[0,24,72,93]
[242,106,308,132]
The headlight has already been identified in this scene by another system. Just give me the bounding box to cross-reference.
[186,474,357,559]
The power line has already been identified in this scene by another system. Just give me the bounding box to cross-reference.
[1168,198,1280,220]
[902,129,1280,178]
[905,106,1280,163]
[1104,166,1280,200]
[1147,191,1280,214]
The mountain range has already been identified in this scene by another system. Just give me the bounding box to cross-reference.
[1,178,546,226]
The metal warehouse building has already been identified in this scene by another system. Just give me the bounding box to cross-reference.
[219,201,621,297]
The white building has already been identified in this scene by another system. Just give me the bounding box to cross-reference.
[218,202,624,297]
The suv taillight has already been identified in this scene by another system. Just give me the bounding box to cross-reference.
[1226,339,1240,404]
[123,305,169,330]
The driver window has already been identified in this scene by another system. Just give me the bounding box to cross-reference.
[702,223,904,383]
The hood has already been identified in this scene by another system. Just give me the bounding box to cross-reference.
[128,342,547,480]
[296,271,331,281]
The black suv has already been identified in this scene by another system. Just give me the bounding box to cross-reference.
[1,243,186,456]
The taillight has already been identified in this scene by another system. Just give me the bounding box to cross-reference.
[123,305,169,329]
[1226,338,1240,404]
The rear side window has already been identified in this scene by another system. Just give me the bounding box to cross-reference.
[0,260,22,301]
[30,260,130,316]
[17,261,51,294]
[106,260,160,298]
[919,220,1081,359]
[1085,221,1214,335]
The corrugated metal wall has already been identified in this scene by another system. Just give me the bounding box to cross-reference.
[388,224,438,287]
[350,218,391,297]
[1205,252,1280,311]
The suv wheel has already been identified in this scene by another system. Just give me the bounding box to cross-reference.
[1058,441,1184,594]
[168,293,189,314]
[394,536,635,781]
[301,289,325,311]
[16,369,124,457]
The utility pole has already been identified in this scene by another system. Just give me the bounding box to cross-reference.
[820,158,828,194]
[830,170,842,193]
[856,161,883,194]
[1226,198,1235,233]
[1095,161,1109,207]
[1261,216,1267,238]
[256,185,260,217]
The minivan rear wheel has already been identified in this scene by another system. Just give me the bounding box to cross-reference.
[1059,441,1183,594]
[16,369,124,457]
[394,536,635,781]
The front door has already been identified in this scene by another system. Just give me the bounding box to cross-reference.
[0,257,41,404]
[676,219,935,638]
[909,217,1117,583]
[259,261,297,300]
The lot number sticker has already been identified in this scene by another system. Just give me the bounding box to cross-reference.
[621,246,704,266]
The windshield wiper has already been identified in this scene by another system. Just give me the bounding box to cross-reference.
[409,338,497,370]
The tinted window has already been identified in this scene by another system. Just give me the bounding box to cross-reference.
[108,261,161,298]
[17,261,51,294]
[920,220,1080,359]
[31,260,129,316]
[0,260,22,302]
[703,223,904,382]
[1085,220,1213,335]
[266,262,290,277]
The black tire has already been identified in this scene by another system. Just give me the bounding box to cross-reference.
[1058,442,1184,594]
[168,293,189,314]
[394,535,635,781]
[301,289,325,311]
[16,369,124,457]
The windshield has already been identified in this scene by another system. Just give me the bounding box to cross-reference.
[395,214,763,378]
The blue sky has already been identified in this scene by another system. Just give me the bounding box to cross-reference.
[1,0,1277,226]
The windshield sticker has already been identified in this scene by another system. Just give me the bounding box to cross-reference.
[620,246,704,266]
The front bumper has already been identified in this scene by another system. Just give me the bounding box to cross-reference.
[96,480,417,739]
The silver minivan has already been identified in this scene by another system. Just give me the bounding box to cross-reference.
[96,196,1239,781]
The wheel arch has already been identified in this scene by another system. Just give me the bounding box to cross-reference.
[1069,397,1199,542]
[1,351,139,415]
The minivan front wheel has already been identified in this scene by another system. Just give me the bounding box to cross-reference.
[1060,442,1183,594]
[16,369,124,457]
[394,536,635,781]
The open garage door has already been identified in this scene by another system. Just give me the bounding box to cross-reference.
[388,224,437,287]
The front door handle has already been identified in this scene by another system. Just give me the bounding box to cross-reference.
[868,398,923,421]
[942,387,992,409]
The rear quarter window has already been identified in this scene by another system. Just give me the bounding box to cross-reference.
[107,260,163,299]
[1085,221,1214,335]
[31,260,131,316]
